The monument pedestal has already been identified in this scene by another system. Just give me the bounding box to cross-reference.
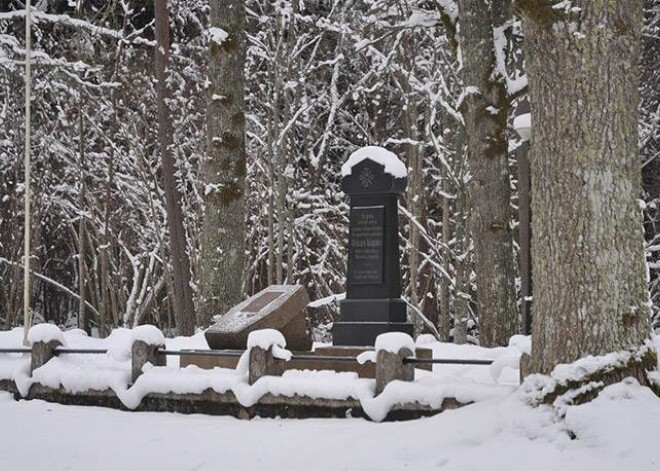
[334,298,411,345]
[333,320,414,346]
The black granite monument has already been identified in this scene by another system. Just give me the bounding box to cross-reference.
[333,149,413,346]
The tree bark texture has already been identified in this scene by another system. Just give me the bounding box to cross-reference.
[453,189,470,345]
[438,195,452,342]
[457,0,518,347]
[199,0,247,326]
[520,0,653,374]
[154,0,196,335]
[77,99,88,334]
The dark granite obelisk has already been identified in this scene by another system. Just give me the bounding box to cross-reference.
[333,148,413,346]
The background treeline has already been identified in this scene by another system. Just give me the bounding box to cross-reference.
[0,0,658,339]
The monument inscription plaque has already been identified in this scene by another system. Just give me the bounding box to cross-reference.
[243,291,285,312]
[349,206,384,285]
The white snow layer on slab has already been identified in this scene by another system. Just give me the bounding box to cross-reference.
[374,332,415,353]
[246,329,292,361]
[31,356,131,395]
[356,351,376,364]
[27,323,66,345]
[341,146,407,178]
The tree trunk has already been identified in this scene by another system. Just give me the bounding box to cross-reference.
[154,0,196,335]
[199,0,247,326]
[77,94,88,334]
[519,0,655,376]
[453,189,470,345]
[267,106,275,287]
[457,0,518,347]
[438,194,452,342]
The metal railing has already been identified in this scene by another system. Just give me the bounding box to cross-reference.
[157,348,493,366]
[404,358,494,366]
[0,347,108,355]
[2,346,495,367]
[55,348,108,355]
[0,348,31,354]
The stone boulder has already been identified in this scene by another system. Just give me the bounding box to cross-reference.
[204,285,312,351]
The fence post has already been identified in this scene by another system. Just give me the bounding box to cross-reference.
[375,347,414,395]
[131,339,166,383]
[248,347,285,385]
[30,340,61,376]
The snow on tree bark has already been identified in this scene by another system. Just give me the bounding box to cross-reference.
[200,0,247,326]
[457,0,518,347]
[519,0,656,376]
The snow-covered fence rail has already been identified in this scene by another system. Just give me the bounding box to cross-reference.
[0,348,109,354]
[2,334,496,389]
[404,358,494,366]
[0,326,517,421]
[0,348,31,354]
[55,348,109,355]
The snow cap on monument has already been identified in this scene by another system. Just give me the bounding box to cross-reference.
[341,146,407,178]
[340,146,408,197]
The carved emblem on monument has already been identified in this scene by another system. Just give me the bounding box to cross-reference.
[359,167,375,188]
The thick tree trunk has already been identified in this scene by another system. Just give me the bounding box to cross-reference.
[520,0,654,375]
[199,0,247,326]
[154,0,196,335]
[457,0,518,347]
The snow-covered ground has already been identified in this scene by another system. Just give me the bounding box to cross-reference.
[1,327,659,470]
[1,379,659,471]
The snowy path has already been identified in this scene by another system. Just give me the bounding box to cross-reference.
[2,380,659,471]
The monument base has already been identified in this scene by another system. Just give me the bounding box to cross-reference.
[332,321,414,346]
[339,298,407,323]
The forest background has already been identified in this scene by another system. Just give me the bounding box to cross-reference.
[1,0,659,345]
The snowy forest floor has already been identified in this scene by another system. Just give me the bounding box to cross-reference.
[1,379,659,471]
[1,329,659,470]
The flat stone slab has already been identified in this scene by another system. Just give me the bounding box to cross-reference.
[205,285,312,351]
